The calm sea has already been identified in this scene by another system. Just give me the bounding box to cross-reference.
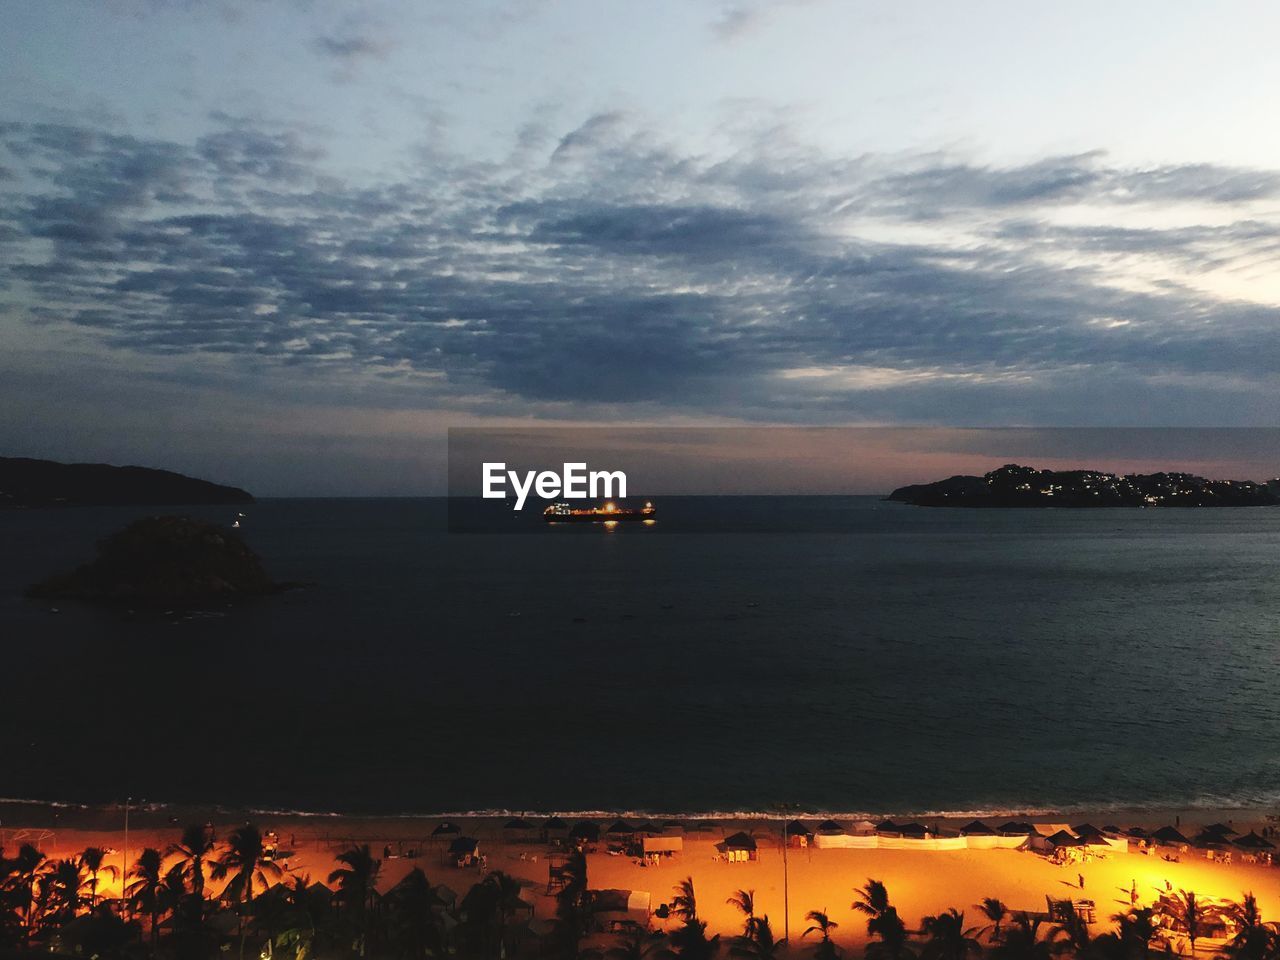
[2,497,1278,817]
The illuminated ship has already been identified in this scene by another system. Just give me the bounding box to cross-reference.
[543,501,656,523]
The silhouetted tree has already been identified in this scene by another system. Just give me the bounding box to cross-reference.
[1156,890,1217,954]
[726,889,757,939]
[212,825,285,960]
[975,899,1009,943]
[125,847,167,948]
[383,868,445,960]
[919,908,982,960]
[327,845,381,957]
[729,914,785,959]
[802,909,841,960]
[669,878,718,960]
[987,913,1067,960]
[169,824,216,902]
[78,847,117,909]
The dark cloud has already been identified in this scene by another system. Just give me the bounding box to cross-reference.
[313,31,390,61]
[863,153,1280,218]
[711,0,817,41]
[2,115,1279,428]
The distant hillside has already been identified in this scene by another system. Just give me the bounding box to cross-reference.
[888,463,1280,508]
[0,457,253,507]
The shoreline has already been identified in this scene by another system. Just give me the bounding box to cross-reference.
[5,796,1280,826]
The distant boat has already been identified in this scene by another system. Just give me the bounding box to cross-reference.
[232,512,244,529]
[543,501,656,523]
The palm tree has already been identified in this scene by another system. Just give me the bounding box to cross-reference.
[853,879,892,924]
[383,868,444,960]
[1156,889,1217,954]
[987,913,1066,960]
[1221,894,1276,960]
[461,870,525,959]
[484,870,525,930]
[1052,903,1093,957]
[274,875,339,960]
[547,848,589,957]
[726,889,757,939]
[672,877,699,923]
[327,845,380,916]
[802,909,841,960]
[78,847,117,910]
[669,916,719,960]
[39,858,89,926]
[975,899,1009,943]
[919,908,982,960]
[327,845,381,957]
[213,825,283,905]
[168,823,216,901]
[125,847,166,948]
[213,825,285,960]
[866,907,915,960]
[1110,906,1162,959]
[729,915,785,960]
[669,879,717,959]
[4,844,46,944]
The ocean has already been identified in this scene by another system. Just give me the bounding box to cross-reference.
[2,496,1278,818]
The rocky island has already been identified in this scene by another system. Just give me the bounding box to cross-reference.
[0,456,253,507]
[27,515,282,607]
[888,463,1280,508]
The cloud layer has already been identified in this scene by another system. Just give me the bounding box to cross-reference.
[2,110,1279,433]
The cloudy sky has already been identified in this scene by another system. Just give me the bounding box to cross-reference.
[2,1,1279,494]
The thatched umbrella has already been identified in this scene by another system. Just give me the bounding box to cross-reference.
[897,822,928,837]
[1191,830,1230,849]
[1204,823,1237,836]
[431,821,461,839]
[1152,826,1189,845]
[785,819,812,838]
[448,837,479,857]
[817,819,846,835]
[718,831,757,852]
[874,819,898,833]
[1233,831,1275,850]
[959,819,994,835]
[569,821,600,842]
[1046,830,1083,848]
[1125,826,1149,839]
[1072,823,1107,842]
[606,819,634,836]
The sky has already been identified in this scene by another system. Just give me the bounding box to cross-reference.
[2,1,1279,495]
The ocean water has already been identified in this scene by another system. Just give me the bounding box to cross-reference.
[2,496,1279,817]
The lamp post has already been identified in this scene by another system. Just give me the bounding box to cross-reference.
[122,797,130,916]
[772,802,796,943]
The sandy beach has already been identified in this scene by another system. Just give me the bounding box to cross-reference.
[5,801,1279,953]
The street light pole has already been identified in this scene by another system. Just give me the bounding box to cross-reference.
[773,802,795,944]
[123,797,130,916]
